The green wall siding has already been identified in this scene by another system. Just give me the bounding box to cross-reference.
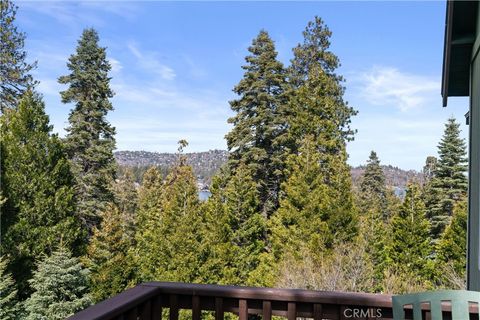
[468,37,480,290]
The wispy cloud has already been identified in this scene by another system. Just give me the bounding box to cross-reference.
[127,43,176,80]
[109,57,122,73]
[352,66,439,112]
[19,1,140,28]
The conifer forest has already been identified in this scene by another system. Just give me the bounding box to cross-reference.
[0,1,471,318]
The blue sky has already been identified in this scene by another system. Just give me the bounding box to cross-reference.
[17,1,469,170]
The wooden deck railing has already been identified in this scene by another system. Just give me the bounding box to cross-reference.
[67,282,478,320]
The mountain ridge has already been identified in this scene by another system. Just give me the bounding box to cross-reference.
[115,150,424,192]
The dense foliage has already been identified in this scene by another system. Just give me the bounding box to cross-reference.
[0,92,84,297]
[59,28,117,234]
[0,0,37,111]
[425,117,467,239]
[23,247,91,320]
[0,4,471,317]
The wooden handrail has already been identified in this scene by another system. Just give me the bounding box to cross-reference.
[68,282,479,320]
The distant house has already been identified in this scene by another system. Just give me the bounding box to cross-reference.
[442,0,480,291]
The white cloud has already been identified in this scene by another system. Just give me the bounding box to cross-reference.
[19,1,140,27]
[353,66,439,112]
[109,57,123,73]
[127,43,176,80]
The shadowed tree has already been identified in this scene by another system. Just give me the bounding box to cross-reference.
[0,256,20,320]
[0,0,37,111]
[0,91,84,297]
[59,28,116,234]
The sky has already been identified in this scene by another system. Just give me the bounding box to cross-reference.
[16,1,470,170]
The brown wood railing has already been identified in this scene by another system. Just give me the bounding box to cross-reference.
[67,282,479,320]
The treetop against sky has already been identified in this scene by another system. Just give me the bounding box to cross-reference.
[17,1,468,170]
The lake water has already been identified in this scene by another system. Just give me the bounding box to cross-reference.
[199,190,212,201]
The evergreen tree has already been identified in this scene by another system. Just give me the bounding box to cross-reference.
[0,91,84,297]
[131,166,162,283]
[385,183,432,284]
[271,135,357,261]
[85,204,134,302]
[356,152,399,290]
[290,16,341,86]
[225,30,288,217]
[436,199,467,278]
[0,0,37,111]
[360,151,386,202]
[198,171,238,285]
[224,163,267,285]
[59,28,116,233]
[427,117,467,238]
[0,256,20,320]
[135,141,203,283]
[24,247,91,320]
[112,169,138,238]
[422,156,437,183]
[287,16,356,149]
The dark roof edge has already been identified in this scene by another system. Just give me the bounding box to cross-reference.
[442,1,454,107]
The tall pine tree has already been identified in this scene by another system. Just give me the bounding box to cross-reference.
[356,151,397,290]
[24,247,91,320]
[197,170,238,285]
[112,169,138,239]
[385,183,432,286]
[426,117,467,239]
[135,142,203,283]
[85,204,134,302]
[0,0,37,111]
[0,91,84,297]
[59,28,116,233]
[286,16,357,153]
[271,135,357,261]
[225,30,288,217]
[133,166,164,283]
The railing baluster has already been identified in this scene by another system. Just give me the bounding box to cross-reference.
[239,299,248,320]
[192,295,201,320]
[287,302,296,320]
[215,297,224,320]
[152,295,162,320]
[262,300,272,320]
[313,303,322,320]
[169,295,179,320]
[127,307,137,320]
[140,299,151,320]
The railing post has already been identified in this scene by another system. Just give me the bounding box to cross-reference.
[287,302,296,320]
[313,304,322,320]
[141,300,151,320]
[239,299,248,320]
[169,295,179,320]
[127,307,137,320]
[262,300,272,320]
[192,295,201,320]
[152,295,162,320]
[215,297,224,320]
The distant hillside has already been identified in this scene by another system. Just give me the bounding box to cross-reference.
[115,150,228,184]
[351,165,424,198]
[116,150,423,194]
